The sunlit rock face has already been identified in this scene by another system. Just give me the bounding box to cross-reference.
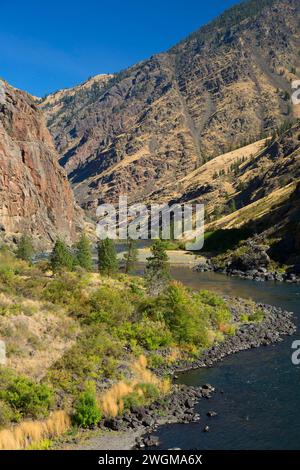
[41,0,300,211]
[0,80,82,247]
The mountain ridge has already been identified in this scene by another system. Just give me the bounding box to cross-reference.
[41,0,300,213]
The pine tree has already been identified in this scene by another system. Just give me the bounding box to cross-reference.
[145,239,170,295]
[16,235,34,263]
[229,200,237,213]
[124,238,138,274]
[76,233,93,271]
[50,239,74,273]
[97,238,118,276]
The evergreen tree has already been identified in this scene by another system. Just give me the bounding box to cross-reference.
[229,200,237,213]
[50,239,74,273]
[76,233,93,271]
[145,239,170,295]
[16,235,34,263]
[124,238,138,274]
[97,238,118,276]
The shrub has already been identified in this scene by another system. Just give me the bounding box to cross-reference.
[88,287,134,325]
[47,327,123,393]
[73,382,101,428]
[249,309,264,323]
[0,400,15,428]
[122,390,144,410]
[115,320,173,351]
[138,382,160,401]
[194,291,232,330]
[0,369,53,419]
[0,247,26,286]
[16,235,34,263]
[196,290,226,308]
[122,383,160,411]
[0,266,14,285]
[42,272,89,315]
[162,282,210,347]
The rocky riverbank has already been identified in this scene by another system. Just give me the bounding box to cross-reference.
[68,299,296,450]
[166,302,296,373]
[194,239,300,283]
[135,302,296,449]
[65,383,216,450]
[195,259,300,284]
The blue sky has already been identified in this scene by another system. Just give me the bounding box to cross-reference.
[0,0,239,97]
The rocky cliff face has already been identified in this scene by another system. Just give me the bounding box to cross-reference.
[196,120,300,269]
[0,80,82,246]
[41,0,300,211]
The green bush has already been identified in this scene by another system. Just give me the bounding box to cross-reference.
[122,390,144,410]
[0,265,15,285]
[88,287,134,325]
[0,399,15,427]
[138,383,160,401]
[249,309,264,323]
[196,290,226,308]
[195,291,232,329]
[47,327,123,393]
[73,382,101,428]
[115,320,173,351]
[135,296,168,322]
[0,369,53,419]
[162,282,210,347]
[147,353,165,369]
[42,272,89,314]
[122,383,160,411]
[16,235,34,263]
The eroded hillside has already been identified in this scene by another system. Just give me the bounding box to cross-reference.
[41,0,300,212]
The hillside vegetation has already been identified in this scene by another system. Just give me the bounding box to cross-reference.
[0,242,264,449]
[41,0,300,210]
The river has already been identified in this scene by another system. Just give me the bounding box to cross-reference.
[144,266,300,450]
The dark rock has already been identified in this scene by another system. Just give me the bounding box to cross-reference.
[185,398,194,409]
[207,411,218,417]
[143,435,160,447]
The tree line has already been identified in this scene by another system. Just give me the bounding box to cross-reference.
[15,234,170,295]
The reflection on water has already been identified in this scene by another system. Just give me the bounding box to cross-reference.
[151,267,300,450]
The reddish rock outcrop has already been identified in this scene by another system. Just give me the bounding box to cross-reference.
[0,80,82,246]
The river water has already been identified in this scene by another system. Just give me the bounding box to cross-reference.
[154,267,300,450]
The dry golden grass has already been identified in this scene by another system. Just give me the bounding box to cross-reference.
[0,410,70,450]
[207,181,297,231]
[0,305,79,379]
[99,355,170,418]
